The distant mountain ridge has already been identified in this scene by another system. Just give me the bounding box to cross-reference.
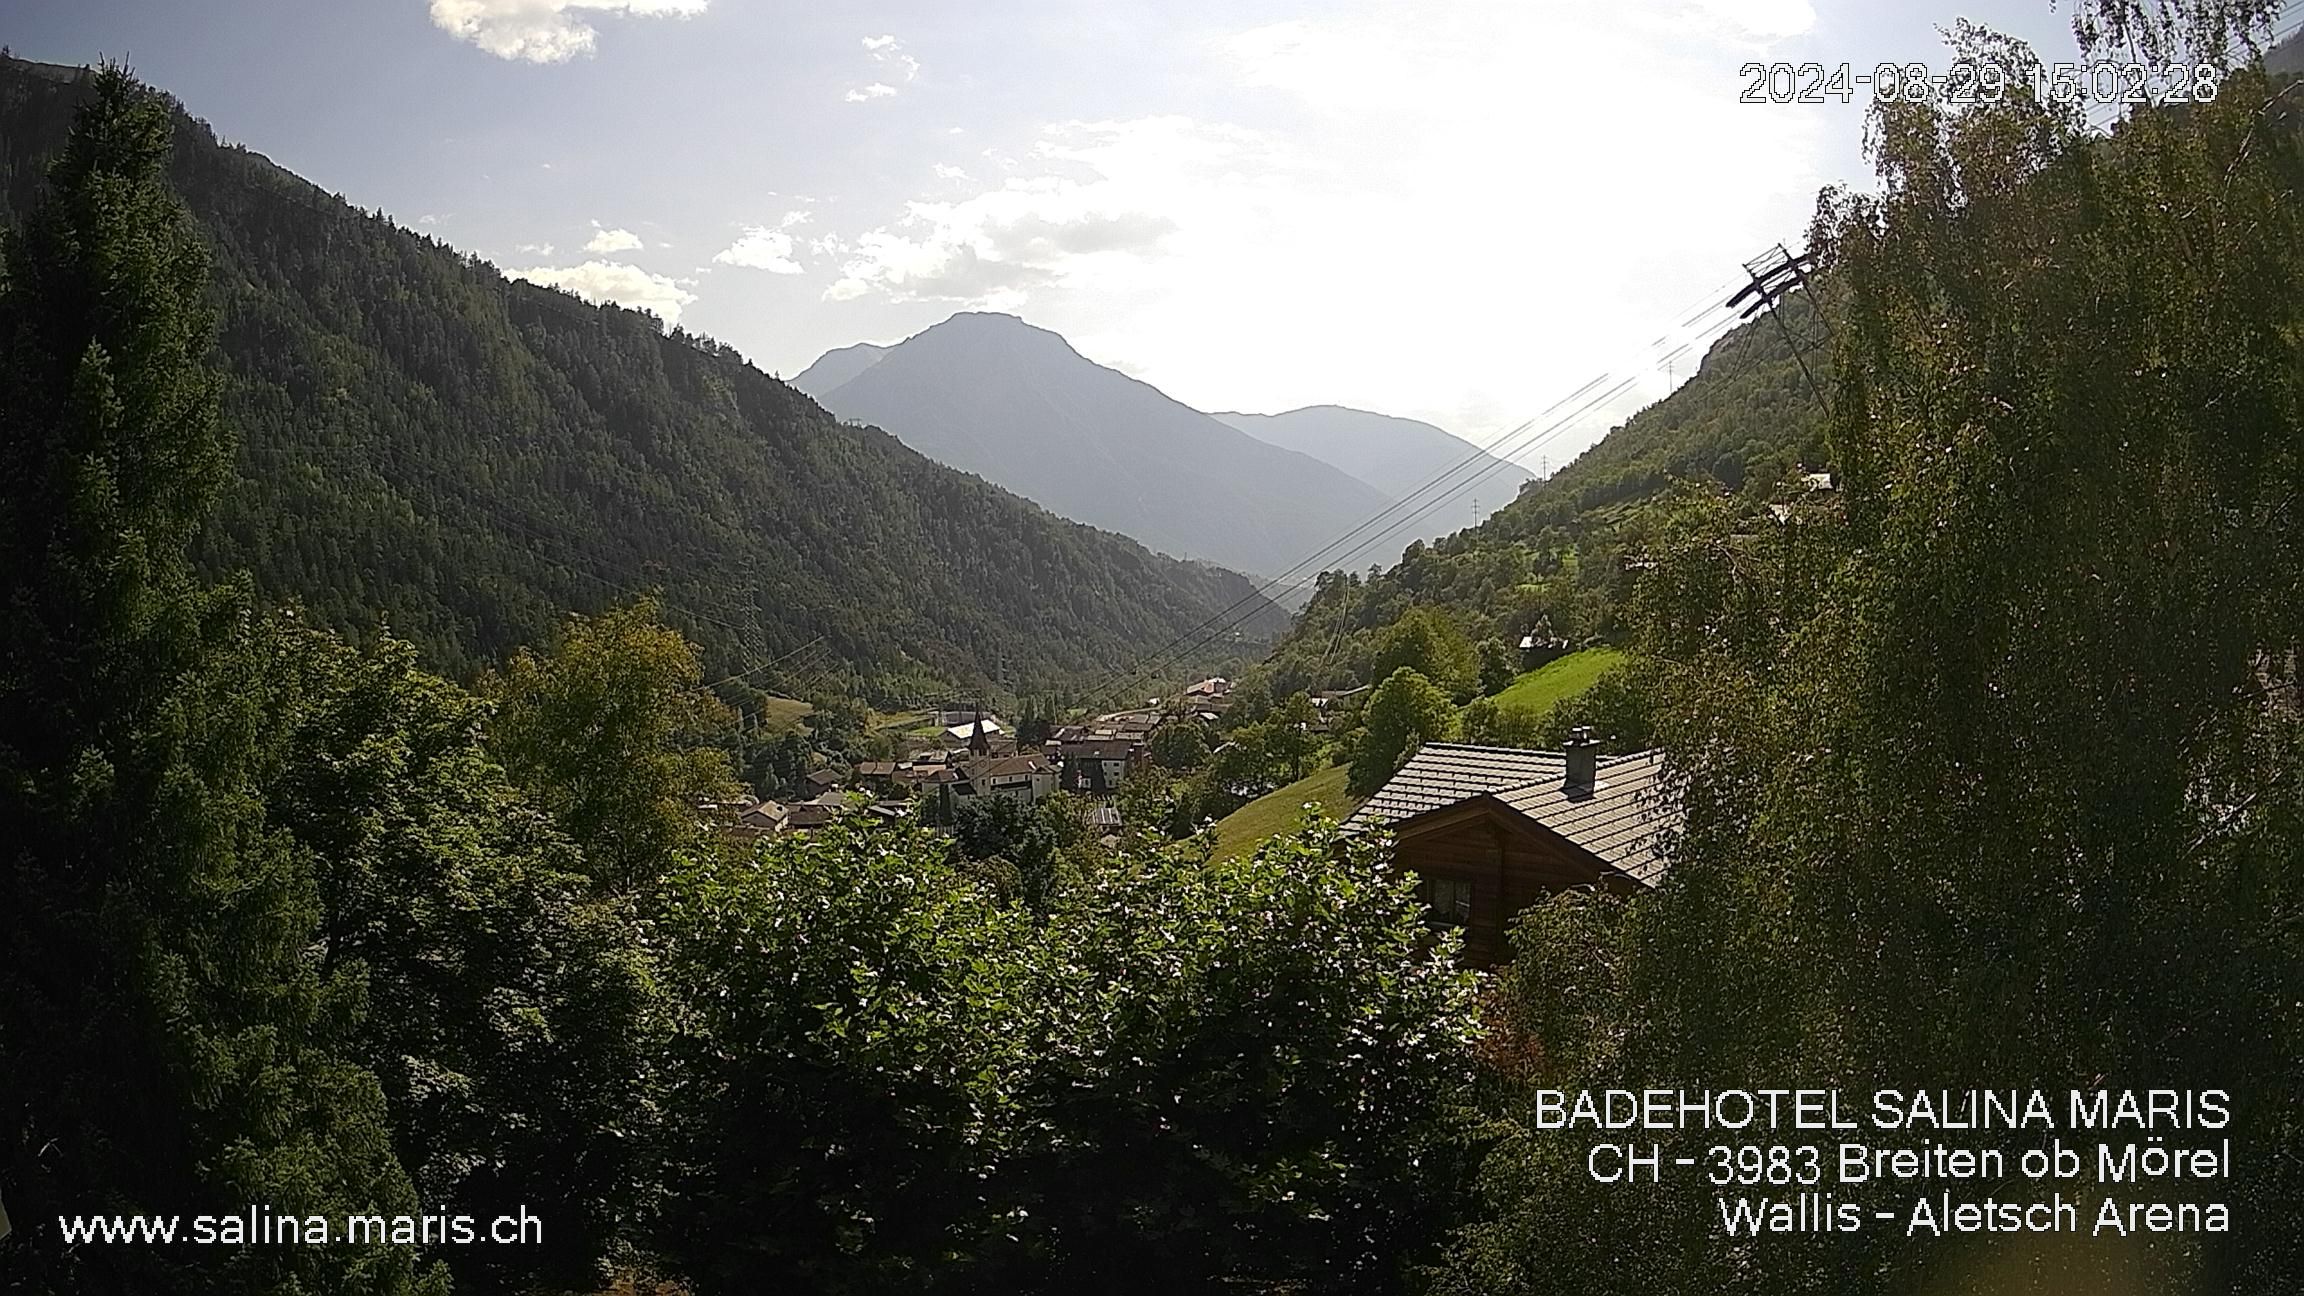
[1213,405,1530,537]
[794,314,1453,579]
[0,56,1284,697]
[793,340,887,392]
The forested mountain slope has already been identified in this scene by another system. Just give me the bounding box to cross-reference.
[796,312,1411,579]
[1254,300,1828,696]
[0,57,1282,695]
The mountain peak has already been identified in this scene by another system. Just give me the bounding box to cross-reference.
[908,311,1081,356]
[796,318,1411,577]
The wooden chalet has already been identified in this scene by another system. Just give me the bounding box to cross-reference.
[1342,730,1678,966]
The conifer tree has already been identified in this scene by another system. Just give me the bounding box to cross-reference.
[0,67,436,1295]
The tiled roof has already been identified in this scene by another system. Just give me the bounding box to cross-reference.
[1491,752,1675,886]
[1342,743,1564,831]
[964,753,1050,780]
[1344,744,1679,887]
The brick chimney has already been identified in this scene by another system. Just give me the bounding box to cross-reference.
[1564,725,1599,790]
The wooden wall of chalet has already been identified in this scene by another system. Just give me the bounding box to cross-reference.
[1392,800,1621,966]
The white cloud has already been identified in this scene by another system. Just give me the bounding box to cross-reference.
[509,260,698,325]
[824,3,1826,449]
[517,241,556,255]
[585,223,644,253]
[779,210,811,228]
[1688,0,1817,39]
[932,163,970,181]
[844,32,920,101]
[712,226,805,274]
[823,117,1240,307]
[428,0,707,64]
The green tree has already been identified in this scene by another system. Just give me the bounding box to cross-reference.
[1263,689,1319,781]
[1347,667,1458,794]
[1191,724,1282,820]
[260,622,664,1292]
[806,692,873,757]
[652,823,1042,1294]
[953,792,1078,909]
[1476,636,1518,695]
[652,816,1480,1294]
[738,726,811,797]
[1371,606,1480,700]
[1146,717,1211,769]
[487,598,738,890]
[1018,817,1481,1294]
[1442,23,2304,1295]
[0,68,437,1295]
[1218,672,1274,727]
[1457,695,1542,748]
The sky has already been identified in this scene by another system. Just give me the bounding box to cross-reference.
[11,0,2092,470]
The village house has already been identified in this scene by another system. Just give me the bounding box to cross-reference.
[1181,677,1233,712]
[1089,707,1163,738]
[940,715,1011,751]
[801,767,843,796]
[1517,615,1570,671]
[1343,729,1679,966]
[735,799,789,838]
[933,706,1009,730]
[945,752,1058,808]
[1058,737,1140,793]
[1307,685,1369,733]
[783,800,845,831]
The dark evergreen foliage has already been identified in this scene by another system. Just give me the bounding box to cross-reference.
[0,66,440,1296]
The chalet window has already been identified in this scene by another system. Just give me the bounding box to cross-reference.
[1425,877,1473,927]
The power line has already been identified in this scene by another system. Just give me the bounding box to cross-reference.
[1074,277,1751,702]
[1092,309,1745,707]
[1081,303,1752,710]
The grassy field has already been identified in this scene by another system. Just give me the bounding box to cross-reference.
[1210,764,1359,860]
[753,696,816,731]
[1489,647,1624,717]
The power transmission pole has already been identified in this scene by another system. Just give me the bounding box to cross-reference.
[1727,243,1830,415]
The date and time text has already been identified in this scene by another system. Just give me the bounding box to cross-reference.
[1738,58,2224,106]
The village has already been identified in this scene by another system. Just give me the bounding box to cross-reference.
[700,653,1686,969]
[699,676,1268,842]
